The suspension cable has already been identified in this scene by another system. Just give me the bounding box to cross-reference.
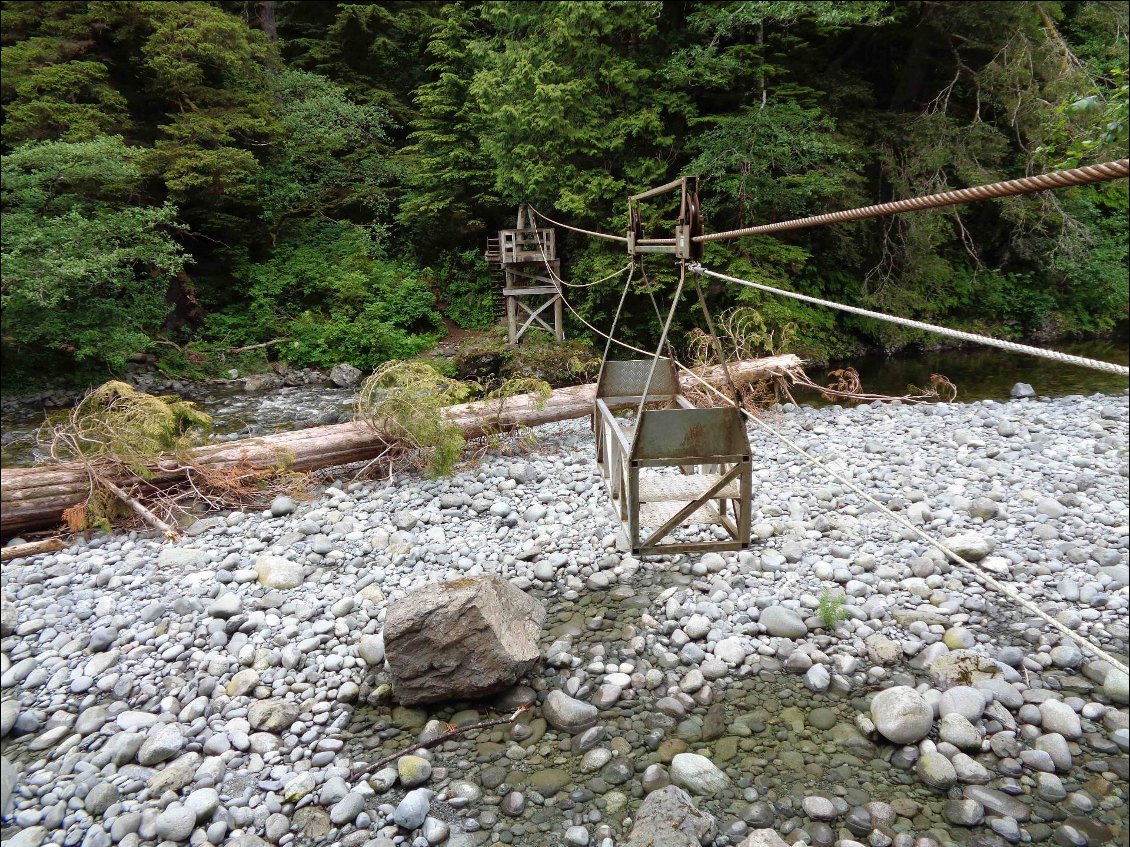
[532,251,633,289]
[691,265,1130,377]
[695,159,1129,243]
[528,204,629,243]
[635,261,687,425]
[677,363,1130,674]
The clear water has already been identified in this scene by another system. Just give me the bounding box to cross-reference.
[806,335,1128,406]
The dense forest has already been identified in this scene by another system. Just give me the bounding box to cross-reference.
[1,0,1127,392]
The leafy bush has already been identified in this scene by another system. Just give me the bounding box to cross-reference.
[1,137,187,375]
[211,222,443,371]
[434,249,498,330]
[154,342,270,381]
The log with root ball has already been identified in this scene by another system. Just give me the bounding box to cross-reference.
[0,355,801,537]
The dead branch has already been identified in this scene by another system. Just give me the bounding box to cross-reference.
[351,705,529,779]
[99,476,181,540]
[228,338,287,354]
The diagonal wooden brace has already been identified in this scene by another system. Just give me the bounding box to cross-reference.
[516,295,559,337]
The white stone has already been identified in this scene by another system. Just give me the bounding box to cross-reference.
[870,686,933,744]
[670,753,730,794]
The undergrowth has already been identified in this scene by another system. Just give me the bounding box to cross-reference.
[817,590,850,630]
[355,360,552,478]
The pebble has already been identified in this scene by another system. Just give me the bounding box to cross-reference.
[0,394,1126,847]
[154,803,196,842]
[392,789,431,829]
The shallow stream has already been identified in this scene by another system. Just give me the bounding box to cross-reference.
[338,573,1127,846]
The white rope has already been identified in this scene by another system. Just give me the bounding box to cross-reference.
[635,262,687,424]
[691,264,1130,377]
[531,240,632,288]
[554,282,666,358]
[558,277,1128,671]
[528,204,629,243]
[677,365,1130,675]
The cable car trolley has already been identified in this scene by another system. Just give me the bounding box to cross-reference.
[593,177,753,557]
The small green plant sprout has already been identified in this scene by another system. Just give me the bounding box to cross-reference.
[355,360,473,478]
[817,590,850,630]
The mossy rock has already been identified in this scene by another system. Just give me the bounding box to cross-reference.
[452,335,512,382]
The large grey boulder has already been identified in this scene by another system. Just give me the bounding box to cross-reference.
[870,686,933,744]
[329,363,363,388]
[383,575,546,705]
[623,785,716,847]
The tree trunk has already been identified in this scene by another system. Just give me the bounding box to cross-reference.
[0,356,800,538]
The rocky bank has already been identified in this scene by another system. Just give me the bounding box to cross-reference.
[1,393,1127,847]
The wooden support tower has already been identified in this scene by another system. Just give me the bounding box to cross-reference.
[488,205,564,345]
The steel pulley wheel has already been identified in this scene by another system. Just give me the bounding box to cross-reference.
[687,192,704,259]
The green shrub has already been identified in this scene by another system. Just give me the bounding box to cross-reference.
[435,249,498,330]
[817,590,850,630]
[355,361,473,478]
[1,137,187,376]
[212,222,443,371]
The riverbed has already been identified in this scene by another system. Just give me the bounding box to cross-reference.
[1,394,1126,847]
[2,337,1127,468]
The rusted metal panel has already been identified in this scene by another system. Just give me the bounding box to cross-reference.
[629,408,750,463]
[592,355,754,557]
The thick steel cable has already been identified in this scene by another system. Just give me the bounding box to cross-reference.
[692,265,1130,377]
[678,364,1130,675]
[528,204,629,243]
[695,159,1129,243]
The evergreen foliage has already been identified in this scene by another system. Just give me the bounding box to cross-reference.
[1,0,1126,391]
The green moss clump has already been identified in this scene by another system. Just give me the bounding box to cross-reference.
[42,380,212,478]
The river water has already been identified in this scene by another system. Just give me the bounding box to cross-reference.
[2,336,1126,468]
[810,335,1129,405]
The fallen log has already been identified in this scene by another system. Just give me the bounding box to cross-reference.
[0,355,800,537]
[0,537,66,561]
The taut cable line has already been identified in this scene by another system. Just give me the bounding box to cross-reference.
[690,264,1130,377]
[527,204,628,243]
[678,366,1130,676]
[695,159,1129,243]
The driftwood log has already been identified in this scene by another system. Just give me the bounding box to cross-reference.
[0,355,800,537]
